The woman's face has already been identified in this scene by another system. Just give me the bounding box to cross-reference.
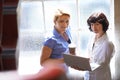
[54,15,70,33]
[91,22,104,34]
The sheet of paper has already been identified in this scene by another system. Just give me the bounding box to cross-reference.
[63,54,100,71]
[63,54,92,71]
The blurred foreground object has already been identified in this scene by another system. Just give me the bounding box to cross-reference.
[0,0,18,71]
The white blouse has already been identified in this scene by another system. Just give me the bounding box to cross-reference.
[84,33,115,80]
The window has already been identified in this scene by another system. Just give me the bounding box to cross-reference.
[18,0,113,53]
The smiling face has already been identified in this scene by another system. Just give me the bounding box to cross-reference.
[54,15,70,34]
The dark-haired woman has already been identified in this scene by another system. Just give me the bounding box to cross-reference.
[71,12,115,80]
[84,12,115,80]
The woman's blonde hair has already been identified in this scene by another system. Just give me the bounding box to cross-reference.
[54,9,70,22]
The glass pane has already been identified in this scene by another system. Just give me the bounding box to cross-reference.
[44,0,78,31]
[79,0,110,29]
[19,1,44,32]
[19,1,45,51]
[78,0,111,55]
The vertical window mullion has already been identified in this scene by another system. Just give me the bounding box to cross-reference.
[75,0,81,55]
[41,0,46,32]
[76,0,80,30]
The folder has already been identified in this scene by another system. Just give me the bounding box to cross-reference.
[63,54,100,71]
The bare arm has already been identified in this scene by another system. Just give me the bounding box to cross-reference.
[40,46,64,67]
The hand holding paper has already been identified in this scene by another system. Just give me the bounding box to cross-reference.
[63,54,100,71]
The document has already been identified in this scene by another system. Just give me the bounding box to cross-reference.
[63,54,100,71]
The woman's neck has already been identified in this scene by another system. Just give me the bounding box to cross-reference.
[95,32,105,42]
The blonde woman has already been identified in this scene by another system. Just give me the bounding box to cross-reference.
[40,9,72,73]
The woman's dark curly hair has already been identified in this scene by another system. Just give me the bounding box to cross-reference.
[87,12,109,32]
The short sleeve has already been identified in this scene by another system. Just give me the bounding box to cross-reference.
[43,38,56,49]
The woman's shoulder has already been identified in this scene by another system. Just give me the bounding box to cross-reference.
[43,33,57,48]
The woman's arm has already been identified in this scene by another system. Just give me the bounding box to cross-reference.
[96,41,114,66]
[40,46,64,67]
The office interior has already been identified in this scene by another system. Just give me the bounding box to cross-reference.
[0,0,120,80]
